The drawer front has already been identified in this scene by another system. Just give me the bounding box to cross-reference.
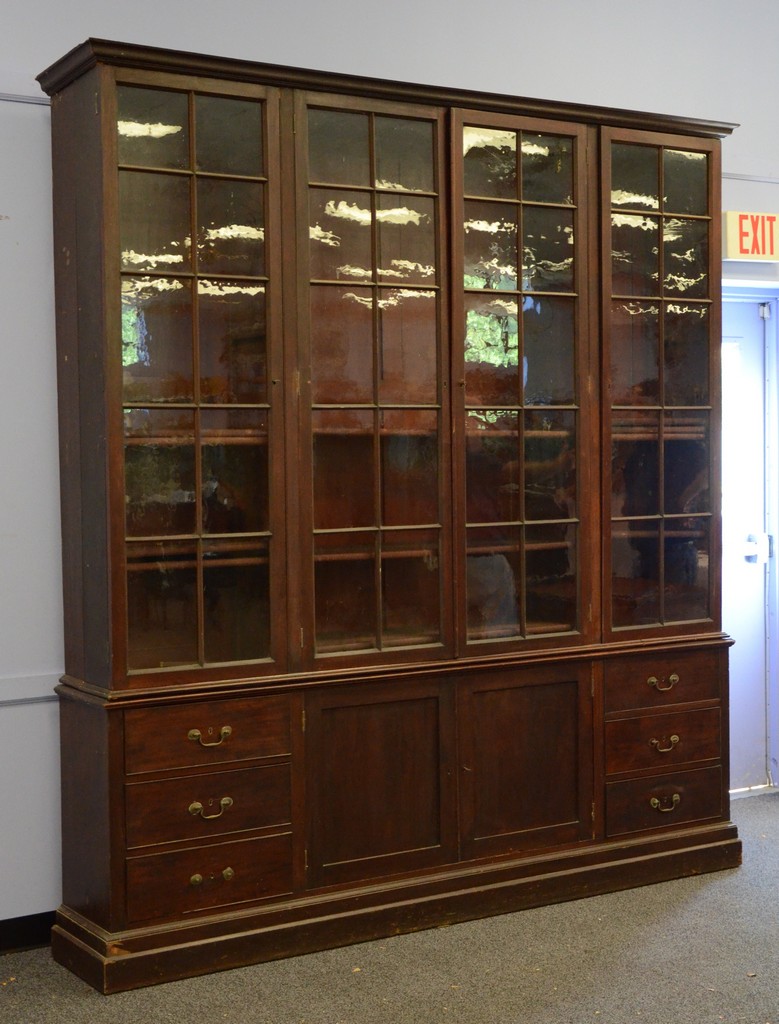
[605,708,720,775]
[605,766,722,837]
[124,694,291,774]
[126,833,293,923]
[125,763,291,848]
[604,650,722,713]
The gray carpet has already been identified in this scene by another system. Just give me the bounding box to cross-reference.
[2,792,777,1023]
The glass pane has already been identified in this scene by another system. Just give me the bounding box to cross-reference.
[524,409,576,521]
[375,117,434,193]
[377,194,436,285]
[381,410,439,526]
[611,410,660,517]
[523,207,574,292]
[610,300,659,405]
[611,214,659,296]
[525,523,576,633]
[117,87,189,170]
[466,526,520,639]
[202,409,269,533]
[464,295,520,406]
[203,541,270,662]
[198,280,267,403]
[196,96,263,177]
[523,296,575,404]
[665,517,709,621]
[378,289,438,404]
[611,143,659,210]
[522,133,574,205]
[664,218,708,297]
[463,126,517,199]
[197,179,264,277]
[308,109,370,186]
[466,410,519,524]
[382,529,441,646]
[120,171,191,273]
[311,285,373,404]
[612,520,660,627]
[315,532,376,652]
[313,409,375,528]
[122,277,193,403]
[127,541,198,669]
[664,150,707,216]
[665,303,709,405]
[309,188,373,282]
[664,411,709,514]
[464,200,518,289]
[124,409,196,536]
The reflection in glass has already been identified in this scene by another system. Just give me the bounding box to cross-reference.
[664,218,708,297]
[381,410,439,526]
[117,86,189,169]
[611,520,660,627]
[523,297,575,404]
[201,409,269,534]
[464,295,519,406]
[313,409,375,528]
[198,280,267,403]
[664,150,707,216]
[377,194,436,284]
[309,188,373,281]
[526,523,576,632]
[375,117,434,193]
[203,541,270,662]
[120,171,191,273]
[196,96,263,177]
[127,541,198,668]
[124,409,196,536]
[611,214,659,296]
[464,200,518,289]
[315,532,376,652]
[523,207,574,291]
[381,529,441,645]
[463,126,517,199]
[611,410,660,517]
[466,411,519,525]
[664,304,709,405]
[664,411,709,514]
[311,286,373,403]
[122,277,193,403]
[665,517,709,621]
[610,300,659,404]
[379,290,438,404]
[522,133,573,205]
[308,109,370,186]
[611,143,659,210]
[466,525,520,640]
[197,179,264,277]
[524,410,576,520]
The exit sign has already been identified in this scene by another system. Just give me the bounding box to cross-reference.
[723,210,779,260]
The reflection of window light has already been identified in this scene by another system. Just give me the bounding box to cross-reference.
[117,120,183,139]
[463,127,517,156]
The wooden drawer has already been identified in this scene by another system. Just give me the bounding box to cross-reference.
[124,694,291,774]
[605,708,720,775]
[125,763,291,848]
[605,766,722,837]
[126,832,293,924]
[604,650,722,713]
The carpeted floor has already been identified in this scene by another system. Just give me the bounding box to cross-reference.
[1,792,777,1023]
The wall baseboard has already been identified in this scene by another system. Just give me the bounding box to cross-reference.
[0,912,55,952]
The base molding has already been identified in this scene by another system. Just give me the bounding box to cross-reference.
[51,823,742,993]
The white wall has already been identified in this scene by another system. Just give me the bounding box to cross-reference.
[2,0,778,920]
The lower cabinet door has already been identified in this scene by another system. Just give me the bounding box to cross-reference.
[458,662,594,859]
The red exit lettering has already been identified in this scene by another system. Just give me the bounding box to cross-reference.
[739,212,778,256]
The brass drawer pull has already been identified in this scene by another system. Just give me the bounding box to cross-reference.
[647,673,679,692]
[649,734,680,754]
[188,725,232,747]
[189,796,234,820]
[189,867,235,887]
[650,793,681,813]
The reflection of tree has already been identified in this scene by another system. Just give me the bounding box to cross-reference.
[465,303,518,368]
